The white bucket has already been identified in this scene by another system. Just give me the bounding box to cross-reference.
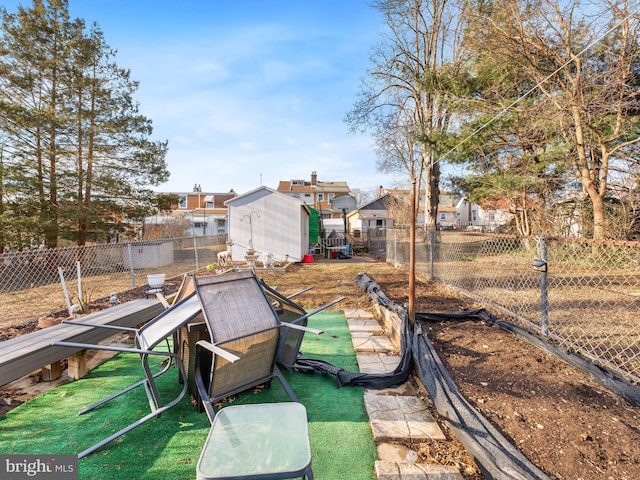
[147,274,166,288]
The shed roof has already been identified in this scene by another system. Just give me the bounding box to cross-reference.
[225,186,311,214]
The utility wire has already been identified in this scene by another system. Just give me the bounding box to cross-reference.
[438,4,640,166]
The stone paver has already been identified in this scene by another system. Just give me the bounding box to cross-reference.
[348,318,384,333]
[345,308,462,479]
[364,394,446,442]
[377,443,420,463]
[357,353,417,396]
[343,308,375,320]
[357,353,401,374]
[375,462,464,480]
[351,333,395,353]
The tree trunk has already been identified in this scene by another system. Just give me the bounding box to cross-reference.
[424,152,441,232]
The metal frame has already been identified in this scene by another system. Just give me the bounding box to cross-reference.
[52,292,202,458]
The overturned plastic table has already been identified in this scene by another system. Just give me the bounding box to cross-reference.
[196,402,313,480]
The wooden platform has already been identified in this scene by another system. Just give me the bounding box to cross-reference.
[0,299,165,388]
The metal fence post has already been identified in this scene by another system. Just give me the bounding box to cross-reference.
[429,231,435,282]
[534,237,549,337]
[193,236,200,270]
[127,243,135,288]
[393,229,397,267]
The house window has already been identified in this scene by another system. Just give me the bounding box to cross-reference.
[178,195,187,209]
[328,193,335,200]
[216,219,226,233]
[292,194,301,199]
[376,219,384,227]
[440,213,446,220]
[318,193,324,202]
[304,193,311,198]
[471,209,477,222]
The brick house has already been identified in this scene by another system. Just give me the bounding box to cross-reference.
[276,171,351,220]
[145,184,237,237]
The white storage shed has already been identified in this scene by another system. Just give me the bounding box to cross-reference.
[225,187,311,263]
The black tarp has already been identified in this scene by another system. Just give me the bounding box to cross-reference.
[296,273,552,479]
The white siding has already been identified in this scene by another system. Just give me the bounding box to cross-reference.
[227,187,309,262]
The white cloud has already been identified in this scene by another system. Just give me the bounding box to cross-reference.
[56,0,398,195]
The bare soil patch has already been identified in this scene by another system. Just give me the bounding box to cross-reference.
[264,262,640,480]
[2,261,640,479]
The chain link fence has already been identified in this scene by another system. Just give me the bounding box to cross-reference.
[0,235,227,329]
[387,229,640,386]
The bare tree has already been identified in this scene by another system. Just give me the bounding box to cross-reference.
[385,194,412,226]
[464,0,640,240]
[346,0,468,321]
[350,187,379,208]
[346,0,467,231]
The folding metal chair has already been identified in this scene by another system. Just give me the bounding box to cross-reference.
[52,292,202,457]
[192,270,320,422]
[259,280,345,372]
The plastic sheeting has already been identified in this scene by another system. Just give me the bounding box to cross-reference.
[295,306,413,389]
[299,273,640,478]
[417,309,640,407]
[297,273,551,479]
[412,318,550,480]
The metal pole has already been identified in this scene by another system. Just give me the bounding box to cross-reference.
[193,236,199,270]
[408,179,416,325]
[429,231,435,282]
[58,267,73,317]
[393,229,397,267]
[127,243,135,288]
[539,238,549,336]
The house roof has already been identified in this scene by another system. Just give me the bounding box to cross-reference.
[482,196,510,210]
[277,179,350,194]
[225,186,311,214]
[191,207,228,215]
[376,189,461,208]
[480,194,538,211]
[359,192,392,210]
[439,206,458,213]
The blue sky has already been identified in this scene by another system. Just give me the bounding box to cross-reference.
[6,1,403,196]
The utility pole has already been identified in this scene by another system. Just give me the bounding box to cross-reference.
[408,178,416,324]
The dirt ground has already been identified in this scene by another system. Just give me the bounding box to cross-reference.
[2,261,640,479]
[263,262,640,480]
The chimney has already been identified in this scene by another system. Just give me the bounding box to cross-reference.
[311,171,317,186]
[379,185,384,197]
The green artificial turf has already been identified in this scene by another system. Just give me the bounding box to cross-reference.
[0,311,376,480]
